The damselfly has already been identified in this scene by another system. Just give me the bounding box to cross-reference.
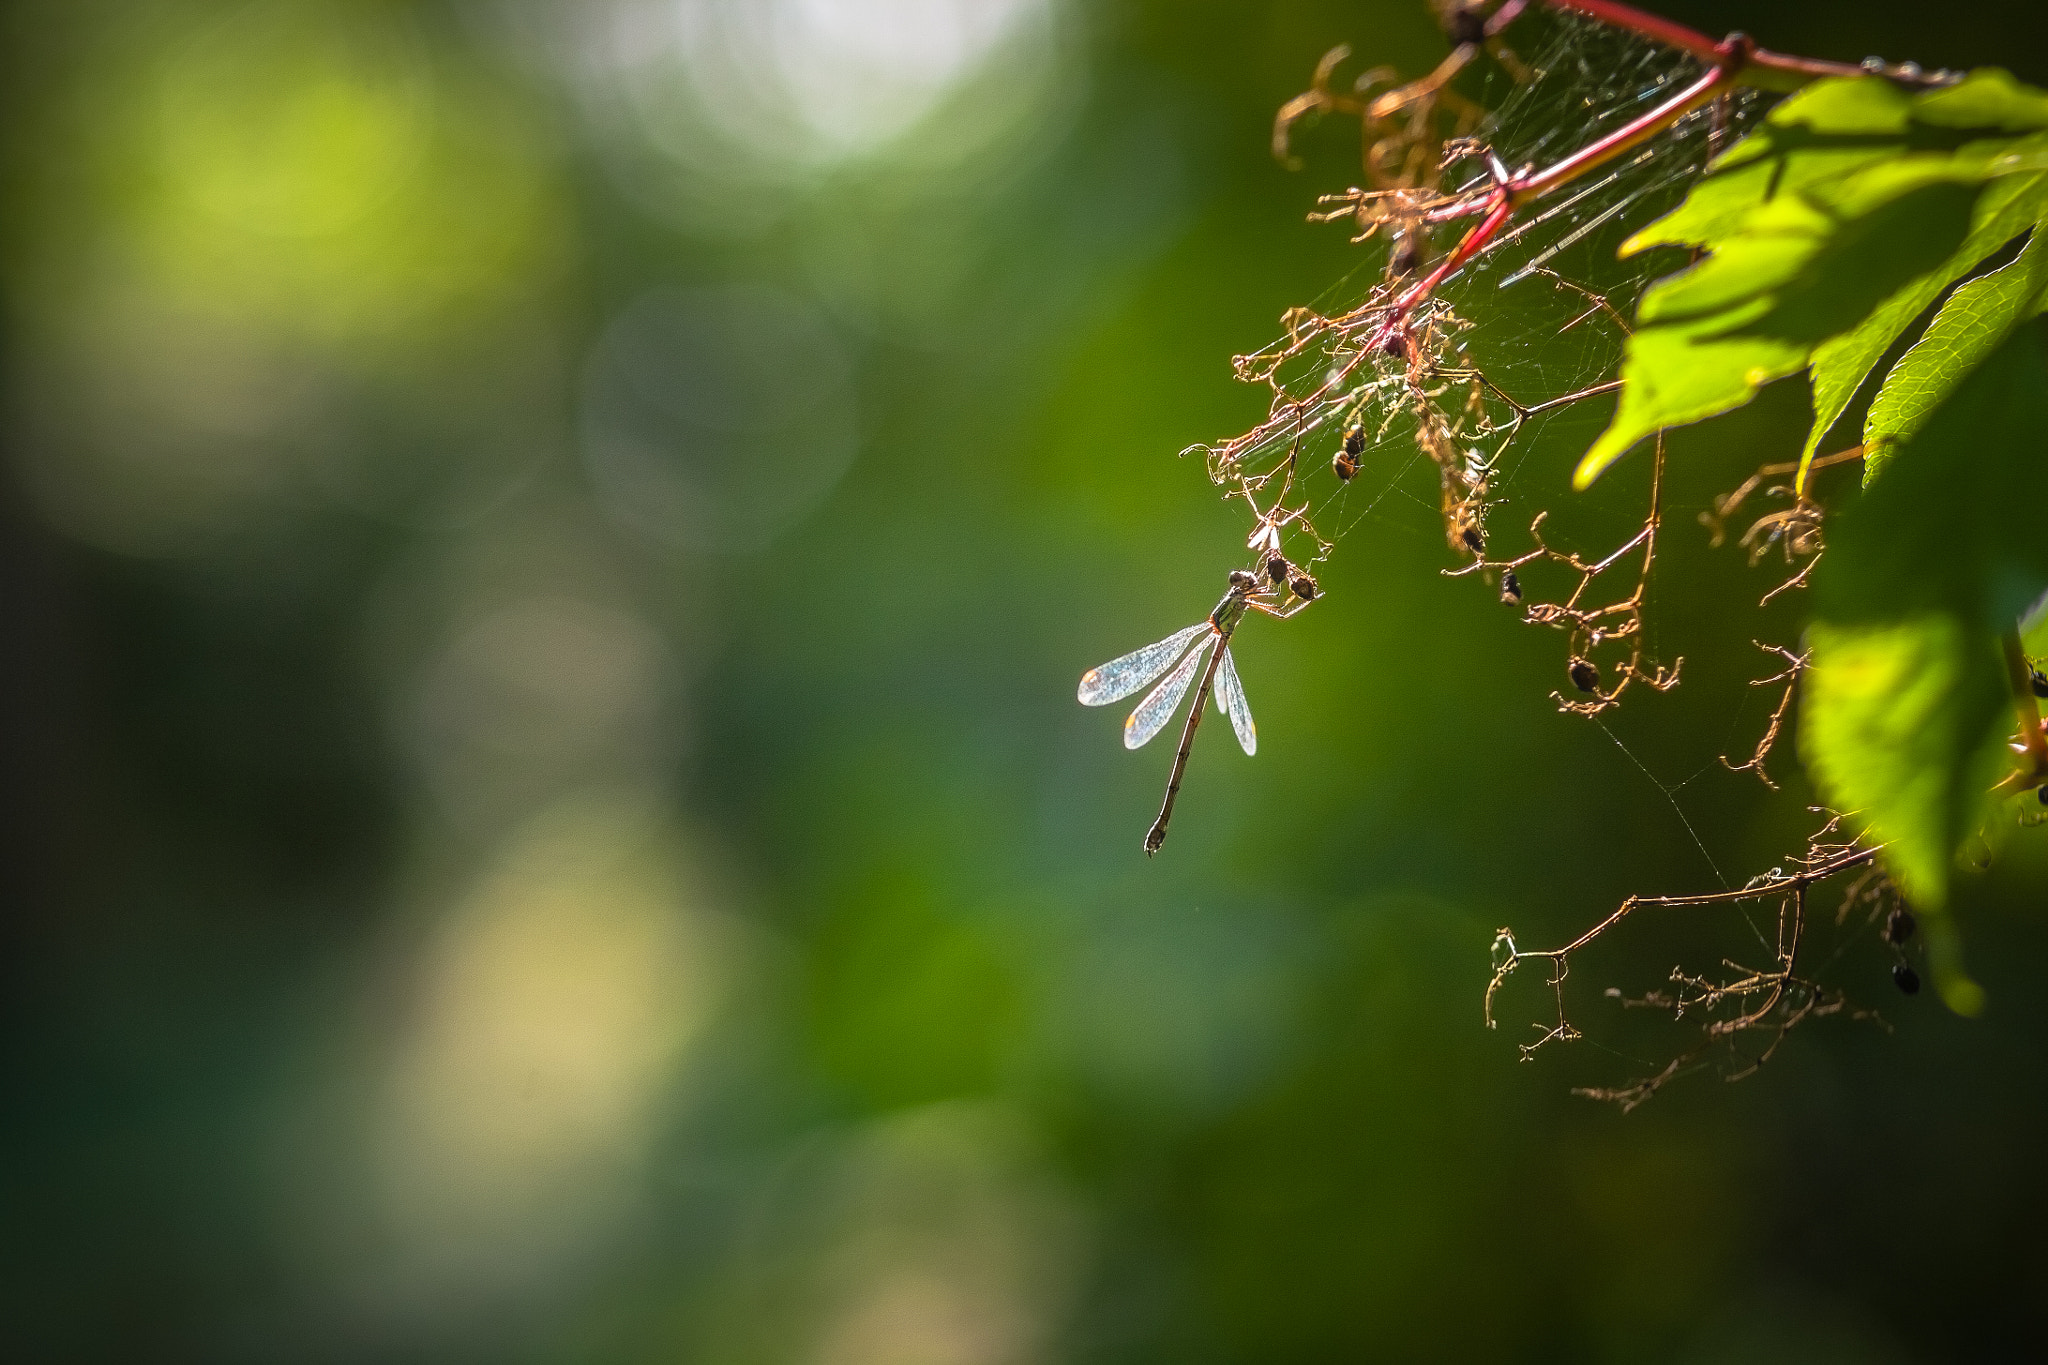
[1078,568,1313,854]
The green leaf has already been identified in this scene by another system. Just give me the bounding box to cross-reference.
[1862,213,2048,475]
[1800,171,2048,481]
[1800,616,2007,920]
[1822,324,2048,629]
[1626,70,2048,256]
[1578,69,2048,489]
[1912,67,2048,133]
[1576,179,1980,487]
[1623,78,1917,254]
[1801,324,2048,1011]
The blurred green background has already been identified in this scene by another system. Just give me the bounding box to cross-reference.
[5,1,2048,1360]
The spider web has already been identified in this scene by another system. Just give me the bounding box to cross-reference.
[1198,7,1768,568]
[1180,8,1922,1098]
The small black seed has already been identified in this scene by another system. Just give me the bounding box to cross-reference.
[2038,783,2048,806]
[1568,657,1600,693]
[1290,575,1317,602]
[1892,963,1921,996]
[1885,907,1916,944]
[1501,569,1522,604]
[2032,668,2048,698]
[1460,525,1484,554]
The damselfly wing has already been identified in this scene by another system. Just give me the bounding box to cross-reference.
[1079,624,1255,757]
[1080,571,1286,853]
[1214,646,1256,756]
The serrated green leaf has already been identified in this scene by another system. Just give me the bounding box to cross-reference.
[1863,216,2048,475]
[1801,617,2007,915]
[1624,79,1915,253]
[1626,70,2047,257]
[1580,70,2048,488]
[1800,171,2048,481]
[1913,67,2048,133]
[1576,180,1978,487]
[1801,325,2048,1011]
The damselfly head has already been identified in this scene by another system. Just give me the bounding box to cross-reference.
[1228,569,1260,594]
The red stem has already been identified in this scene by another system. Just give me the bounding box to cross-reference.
[1539,0,1945,92]
[1513,58,1733,200]
[1369,36,1742,348]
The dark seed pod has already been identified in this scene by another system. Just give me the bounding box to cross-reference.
[1446,3,1487,46]
[1892,962,1921,996]
[2032,668,2048,698]
[1266,556,1289,585]
[1568,657,1601,694]
[1333,449,1360,482]
[1500,569,1522,604]
[1885,907,1916,944]
[1389,235,1421,279]
[1460,525,1484,554]
[1289,574,1318,602]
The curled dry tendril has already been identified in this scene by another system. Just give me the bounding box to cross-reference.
[1485,813,1893,1112]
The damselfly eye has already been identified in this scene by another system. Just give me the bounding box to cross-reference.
[1228,569,1259,592]
[1500,569,1522,604]
[1289,574,1317,601]
[1568,657,1600,693]
[1885,907,1916,944]
[1266,556,1289,585]
[1892,963,1921,996]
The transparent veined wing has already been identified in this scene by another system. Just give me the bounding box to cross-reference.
[1078,622,1207,706]
[1214,646,1256,756]
[1124,634,1214,749]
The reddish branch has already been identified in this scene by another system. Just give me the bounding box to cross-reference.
[1545,0,1948,92]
